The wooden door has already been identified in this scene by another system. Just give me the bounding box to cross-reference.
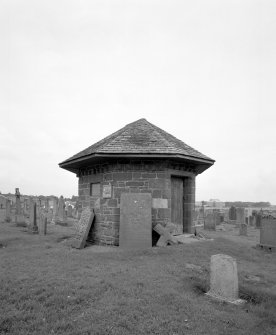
[171,176,183,234]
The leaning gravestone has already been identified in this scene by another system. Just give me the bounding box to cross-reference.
[206,254,245,304]
[71,208,95,249]
[204,213,216,231]
[119,193,152,249]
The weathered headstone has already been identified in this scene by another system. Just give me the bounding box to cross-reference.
[56,196,66,225]
[15,188,21,215]
[239,223,247,236]
[14,188,25,225]
[229,206,237,221]
[236,208,245,226]
[255,213,262,229]
[67,205,73,218]
[47,208,53,222]
[39,215,47,235]
[119,193,152,249]
[204,213,216,231]
[71,207,95,249]
[52,197,58,223]
[29,200,38,233]
[6,199,11,222]
[206,254,245,304]
[259,217,276,249]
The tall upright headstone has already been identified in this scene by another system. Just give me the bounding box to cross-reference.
[67,205,73,218]
[39,215,47,235]
[206,254,245,304]
[236,208,245,226]
[259,217,276,248]
[229,206,237,221]
[56,196,66,225]
[29,199,38,233]
[52,197,58,223]
[6,199,11,222]
[15,188,25,226]
[15,188,21,215]
[255,213,262,229]
[119,193,152,249]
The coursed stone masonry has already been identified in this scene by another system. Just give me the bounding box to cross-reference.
[78,159,196,246]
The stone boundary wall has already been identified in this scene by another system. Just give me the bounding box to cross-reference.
[78,159,196,245]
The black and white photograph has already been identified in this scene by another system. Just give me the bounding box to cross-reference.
[1,1,275,334]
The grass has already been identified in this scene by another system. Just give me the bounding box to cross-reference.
[0,222,275,335]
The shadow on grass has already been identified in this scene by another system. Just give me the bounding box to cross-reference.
[191,275,276,328]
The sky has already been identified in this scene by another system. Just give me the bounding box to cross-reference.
[0,0,275,203]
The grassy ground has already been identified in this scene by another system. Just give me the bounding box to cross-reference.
[0,222,275,335]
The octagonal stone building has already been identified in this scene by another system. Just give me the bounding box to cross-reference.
[59,119,214,245]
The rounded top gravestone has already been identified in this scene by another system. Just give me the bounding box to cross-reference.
[206,254,245,305]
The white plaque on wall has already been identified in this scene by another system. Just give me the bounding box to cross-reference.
[103,184,112,198]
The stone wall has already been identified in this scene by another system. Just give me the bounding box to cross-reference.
[78,159,196,245]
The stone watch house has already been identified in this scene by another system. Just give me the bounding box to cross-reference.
[59,118,214,245]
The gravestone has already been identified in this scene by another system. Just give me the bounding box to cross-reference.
[206,254,244,304]
[229,206,237,221]
[259,217,276,248]
[67,205,73,218]
[6,199,11,222]
[47,208,53,222]
[15,214,25,226]
[39,215,47,235]
[236,208,245,226]
[29,200,38,233]
[52,197,58,223]
[204,213,216,231]
[71,207,95,249]
[56,196,66,225]
[239,223,247,236]
[15,188,21,215]
[119,193,152,249]
[255,213,262,229]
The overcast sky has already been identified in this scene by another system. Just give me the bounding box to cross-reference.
[1,0,275,203]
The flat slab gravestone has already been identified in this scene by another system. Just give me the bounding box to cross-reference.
[71,208,95,249]
[204,213,216,231]
[119,193,152,249]
[206,254,245,305]
[260,217,276,248]
[236,208,245,225]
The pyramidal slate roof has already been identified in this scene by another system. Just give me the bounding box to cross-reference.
[59,118,214,172]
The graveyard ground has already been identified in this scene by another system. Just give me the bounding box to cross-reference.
[0,222,275,335]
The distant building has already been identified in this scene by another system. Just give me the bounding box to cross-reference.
[206,199,225,209]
